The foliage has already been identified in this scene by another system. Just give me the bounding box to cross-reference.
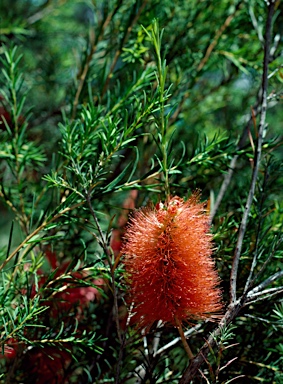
[0,0,282,383]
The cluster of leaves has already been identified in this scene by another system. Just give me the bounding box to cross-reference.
[0,0,282,383]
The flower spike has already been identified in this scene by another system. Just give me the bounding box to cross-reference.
[122,194,222,332]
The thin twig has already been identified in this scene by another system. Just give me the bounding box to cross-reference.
[246,286,283,300]
[115,332,128,384]
[71,29,96,120]
[175,317,194,360]
[270,33,281,58]
[72,0,123,119]
[27,0,68,25]
[245,236,283,293]
[209,154,238,224]
[245,289,283,306]
[0,186,18,216]
[152,320,163,357]
[198,367,211,383]
[249,5,264,45]
[0,202,84,273]
[101,0,148,98]
[210,37,282,222]
[86,193,122,344]
[168,0,241,126]
[134,322,201,383]
[247,270,283,297]
[197,2,243,72]
[179,4,277,381]
[209,102,260,224]
[226,375,246,383]
[243,168,271,293]
[243,313,271,323]
[155,323,202,356]
[229,0,275,304]
[179,301,243,384]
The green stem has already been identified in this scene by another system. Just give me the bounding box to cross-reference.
[150,21,170,199]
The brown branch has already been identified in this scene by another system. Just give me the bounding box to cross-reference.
[209,101,262,224]
[179,3,277,382]
[179,301,243,384]
[229,0,275,304]
[71,30,96,120]
[26,0,68,25]
[209,14,282,222]
[86,193,127,383]
[170,3,242,126]
[101,0,148,98]
[178,241,282,382]
[197,2,243,72]
[209,64,283,222]
[71,0,124,119]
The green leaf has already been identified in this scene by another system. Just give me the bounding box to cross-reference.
[103,160,133,193]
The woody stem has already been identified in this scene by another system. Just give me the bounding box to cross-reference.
[175,317,194,360]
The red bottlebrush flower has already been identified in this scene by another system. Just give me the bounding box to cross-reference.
[122,194,222,331]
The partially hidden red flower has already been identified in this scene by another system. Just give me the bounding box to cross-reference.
[122,194,222,331]
[0,338,18,359]
[34,250,104,319]
[24,346,72,384]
